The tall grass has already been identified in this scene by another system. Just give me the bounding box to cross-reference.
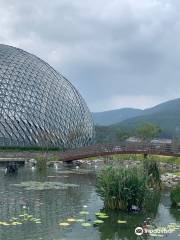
[170,186,180,207]
[96,166,150,211]
[36,156,47,172]
[143,158,161,189]
[96,158,162,211]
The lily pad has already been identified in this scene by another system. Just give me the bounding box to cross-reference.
[95,212,109,219]
[59,222,70,227]
[67,218,76,222]
[97,215,109,219]
[79,211,89,215]
[95,212,102,216]
[0,213,41,227]
[10,217,18,220]
[12,181,79,191]
[117,220,127,224]
[95,212,107,216]
[94,219,104,224]
[0,222,10,226]
[11,222,22,225]
[81,222,91,227]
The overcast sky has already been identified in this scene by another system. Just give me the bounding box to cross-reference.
[0,0,180,112]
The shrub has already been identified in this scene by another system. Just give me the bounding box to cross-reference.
[96,166,150,211]
[170,186,180,207]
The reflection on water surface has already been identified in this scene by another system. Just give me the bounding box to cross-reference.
[0,165,179,240]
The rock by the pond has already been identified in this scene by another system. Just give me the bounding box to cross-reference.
[161,173,180,187]
[160,162,180,171]
[26,159,37,166]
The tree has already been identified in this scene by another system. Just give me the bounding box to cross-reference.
[116,129,130,142]
[136,123,161,142]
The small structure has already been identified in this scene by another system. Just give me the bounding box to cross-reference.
[126,137,142,143]
[151,139,172,145]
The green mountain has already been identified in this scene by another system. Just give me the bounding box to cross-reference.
[92,108,143,126]
[94,98,180,143]
[118,99,180,136]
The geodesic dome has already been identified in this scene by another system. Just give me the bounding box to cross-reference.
[0,44,94,149]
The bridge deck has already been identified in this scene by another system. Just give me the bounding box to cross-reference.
[59,143,180,161]
[0,143,179,162]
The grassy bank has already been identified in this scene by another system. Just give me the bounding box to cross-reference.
[98,154,180,165]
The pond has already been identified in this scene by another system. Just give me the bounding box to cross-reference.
[0,163,179,240]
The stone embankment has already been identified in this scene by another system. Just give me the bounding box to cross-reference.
[75,159,180,187]
[161,173,180,188]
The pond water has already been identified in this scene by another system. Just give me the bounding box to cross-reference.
[0,164,179,240]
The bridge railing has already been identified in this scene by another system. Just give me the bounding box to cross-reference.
[59,142,180,161]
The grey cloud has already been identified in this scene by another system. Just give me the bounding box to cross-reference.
[0,0,180,111]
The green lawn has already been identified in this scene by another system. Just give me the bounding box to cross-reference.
[175,172,180,176]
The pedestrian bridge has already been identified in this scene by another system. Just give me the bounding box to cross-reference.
[0,142,179,163]
[59,142,180,161]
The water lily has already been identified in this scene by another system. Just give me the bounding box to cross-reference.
[97,214,109,219]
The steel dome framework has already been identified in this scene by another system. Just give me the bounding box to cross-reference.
[0,44,94,148]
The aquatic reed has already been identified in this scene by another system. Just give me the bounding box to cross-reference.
[171,185,180,207]
[143,158,161,189]
[96,166,149,211]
